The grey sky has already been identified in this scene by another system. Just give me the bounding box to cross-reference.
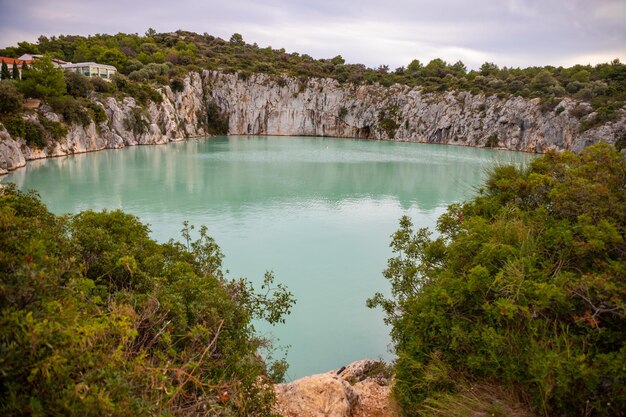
[0,0,624,69]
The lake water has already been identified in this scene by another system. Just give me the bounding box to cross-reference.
[3,136,534,379]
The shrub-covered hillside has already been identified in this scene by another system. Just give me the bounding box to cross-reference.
[369,143,626,416]
[0,185,294,416]
[1,30,625,129]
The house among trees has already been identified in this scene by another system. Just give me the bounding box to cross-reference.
[18,54,66,68]
[0,56,32,79]
[14,53,118,81]
[62,62,117,80]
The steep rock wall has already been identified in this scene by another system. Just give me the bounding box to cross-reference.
[206,71,625,153]
[1,70,624,175]
[0,72,208,175]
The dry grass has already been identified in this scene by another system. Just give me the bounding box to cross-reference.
[418,383,537,417]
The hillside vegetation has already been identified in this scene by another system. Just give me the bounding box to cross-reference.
[368,142,626,416]
[0,185,295,416]
[1,30,625,135]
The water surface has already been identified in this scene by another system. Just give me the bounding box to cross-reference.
[4,136,534,379]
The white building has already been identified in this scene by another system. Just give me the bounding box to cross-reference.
[62,62,117,81]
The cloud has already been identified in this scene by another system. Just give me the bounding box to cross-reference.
[0,0,624,69]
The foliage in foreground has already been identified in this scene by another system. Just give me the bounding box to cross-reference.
[0,186,294,416]
[369,143,626,416]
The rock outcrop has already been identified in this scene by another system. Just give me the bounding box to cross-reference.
[274,360,398,417]
[1,70,625,175]
[207,71,625,153]
[0,72,209,174]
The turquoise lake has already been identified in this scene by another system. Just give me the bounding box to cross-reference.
[3,136,534,379]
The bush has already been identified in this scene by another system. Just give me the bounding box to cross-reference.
[1,115,26,137]
[48,95,91,126]
[0,80,23,114]
[123,106,149,134]
[90,76,116,94]
[65,71,92,98]
[85,101,108,125]
[38,114,68,141]
[0,186,295,416]
[113,74,163,105]
[170,78,184,92]
[23,119,45,147]
[369,143,626,417]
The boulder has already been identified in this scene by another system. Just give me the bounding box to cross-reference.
[274,359,398,417]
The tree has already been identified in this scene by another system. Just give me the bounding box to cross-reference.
[451,60,467,75]
[407,59,423,73]
[369,143,626,416]
[0,60,10,80]
[479,61,499,76]
[530,69,558,92]
[17,56,66,99]
[331,55,345,66]
[423,58,449,78]
[229,33,244,45]
[12,61,19,79]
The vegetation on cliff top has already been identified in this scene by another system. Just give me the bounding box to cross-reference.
[1,29,625,131]
[369,142,626,416]
[0,185,295,416]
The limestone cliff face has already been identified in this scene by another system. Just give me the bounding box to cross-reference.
[0,72,207,175]
[1,70,624,175]
[206,71,625,153]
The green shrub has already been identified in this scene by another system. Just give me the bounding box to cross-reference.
[90,76,116,94]
[65,71,92,98]
[0,186,295,416]
[369,143,626,417]
[578,105,619,132]
[1,114,26,137]
[0,80,23,114]
[170,77,184,92]
[0,116,46,148]
[614,132,626,151]
[123,106,149,134]
[48,95,91,126]
[38,114,68,141]
[23,119,46,147]
[85,101,108,125]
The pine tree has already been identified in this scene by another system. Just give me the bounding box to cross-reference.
[12,61,20,79]
[20,61,29,80]
[1,60,10,80]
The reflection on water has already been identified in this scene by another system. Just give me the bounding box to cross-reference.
[4,136,534,379]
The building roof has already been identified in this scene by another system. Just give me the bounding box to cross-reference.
[62,62,117,71]
[18,54,67,66]
[0,56,32,65]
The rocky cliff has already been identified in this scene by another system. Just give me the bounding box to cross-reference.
[1,70,624,175]
[0,72,208,175]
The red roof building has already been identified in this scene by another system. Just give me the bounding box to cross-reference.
[0,56,32,79]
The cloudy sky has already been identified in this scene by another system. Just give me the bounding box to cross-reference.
[0,0,624,70]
